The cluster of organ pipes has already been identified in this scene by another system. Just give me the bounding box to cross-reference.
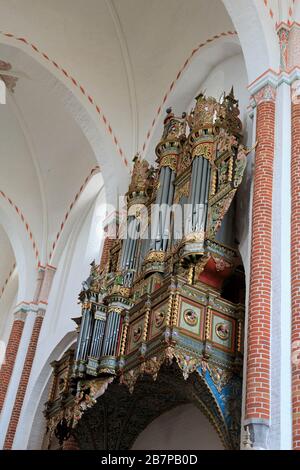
[72,88,247,378]
[151,165,176,252]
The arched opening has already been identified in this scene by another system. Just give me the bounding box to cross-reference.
[71,362,241,450]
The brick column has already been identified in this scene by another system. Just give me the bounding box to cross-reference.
[291,80,300,450]
[0,305,27,413]
[3,265,56,449]
[245,83,276,449]
[3,311,44,449]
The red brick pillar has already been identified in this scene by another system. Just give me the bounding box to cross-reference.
[3,265,56,449]
[245,83,276,449]
[291,80,300,450]
[0,306,27,413]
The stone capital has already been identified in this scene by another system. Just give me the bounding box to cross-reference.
[13,302,31,322]
[36,301,47,318]
[13,309,28,323]
[252,83,277,106]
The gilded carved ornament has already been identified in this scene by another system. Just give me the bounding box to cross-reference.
[191,142,214,163]
[144,250,166,263]
[119,347,232,394]
[161,108,187,140]
[159,154,177,171]
[188,94,220,131]
[128,154,153,195]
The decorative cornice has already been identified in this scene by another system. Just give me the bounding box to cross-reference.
[276,20,300,32]
[249,67,300,108]
[13,300,47,315]
[45,264,57,272]
[13,300,47,321]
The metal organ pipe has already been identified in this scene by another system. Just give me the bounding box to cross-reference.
[120,215,134,269]
[193,158,203,229]
[101,311,121,357]
[202,163,211,230]
[198,159,208,230]
[193,157,203,211]
[152,166,176,252]
[162,170,175,251]
[151,166,167,250]
[75,308,87,361]
[82,310,93,360]
[126,217,137,269]
[102,315,112,356]
[189,156,211,233]
[190,157,197,209]
[76,308,94,361]
[111,314,121,355]
[109,313,119,355]
[90,316,106,358]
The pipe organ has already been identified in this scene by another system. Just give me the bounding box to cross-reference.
[45,89,248,450]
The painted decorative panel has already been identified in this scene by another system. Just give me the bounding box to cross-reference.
[211,311,235,352]
[127,317,145,354]
[178,298,203,338]
[150,301,168,339]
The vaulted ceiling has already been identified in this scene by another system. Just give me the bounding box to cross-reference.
[0,0,284,311]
